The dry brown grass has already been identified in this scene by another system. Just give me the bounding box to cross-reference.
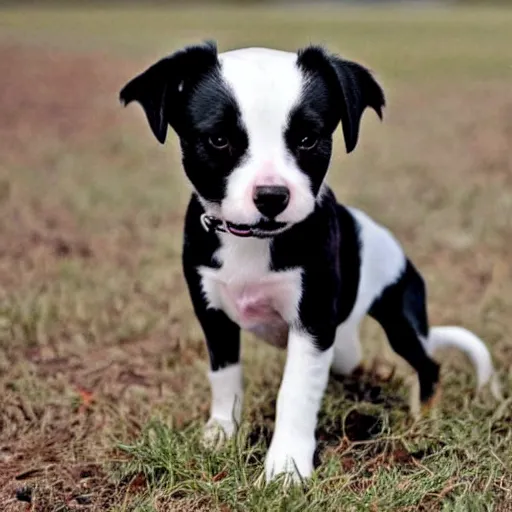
[0,5,511,511]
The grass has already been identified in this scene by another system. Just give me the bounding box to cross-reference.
[0,4,511,511]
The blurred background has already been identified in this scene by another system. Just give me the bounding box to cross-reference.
[1,0,511,510]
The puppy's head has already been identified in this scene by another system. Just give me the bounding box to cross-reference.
[120,41,384,237]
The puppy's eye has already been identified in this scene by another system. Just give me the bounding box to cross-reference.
[208,135,229,150]
[298,134,318,151]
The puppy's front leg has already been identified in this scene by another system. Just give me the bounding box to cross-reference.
[183,263,242,447]
[205,354,243,447]
[265,328,334,482]
[199,309,242,447]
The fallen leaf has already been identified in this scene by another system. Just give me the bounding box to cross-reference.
[128,473,147,493]
[76,387,94,413]
[213,470,228,482]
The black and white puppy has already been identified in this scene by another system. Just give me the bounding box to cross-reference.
[120,41,499,483]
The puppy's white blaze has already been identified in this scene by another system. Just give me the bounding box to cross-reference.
[265,330,333,481]
[423,327,501,398]
[218,48,316,225]
[205,363,243,441]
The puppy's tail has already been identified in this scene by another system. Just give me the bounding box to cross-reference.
[426,326,502,400]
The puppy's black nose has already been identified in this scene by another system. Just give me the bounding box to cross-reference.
[253,185,290,218]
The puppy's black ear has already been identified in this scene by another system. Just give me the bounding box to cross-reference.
[330,57,385,153]
[297,46,385,153]
[119,41,218,144]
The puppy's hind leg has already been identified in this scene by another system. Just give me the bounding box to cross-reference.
[369,261,441,414]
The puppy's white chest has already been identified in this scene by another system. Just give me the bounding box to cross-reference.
[198,235,302,346]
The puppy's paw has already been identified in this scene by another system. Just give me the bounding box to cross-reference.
[406,376,442,420]
[202,417,236,450]
[264,435,315,485]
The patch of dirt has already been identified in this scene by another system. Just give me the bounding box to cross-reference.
[338,362,405,408]
[0,194,185,295]
[3,461,121,512]
[343,410,383,443]
[0,201,90,283]
[325,436,424,486]
[0,44,134,168]
[0,330,201,510]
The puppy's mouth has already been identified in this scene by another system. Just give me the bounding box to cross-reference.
[226,220,288,238]
[200,213,290,238]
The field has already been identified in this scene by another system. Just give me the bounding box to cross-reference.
[1,4,512,511]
